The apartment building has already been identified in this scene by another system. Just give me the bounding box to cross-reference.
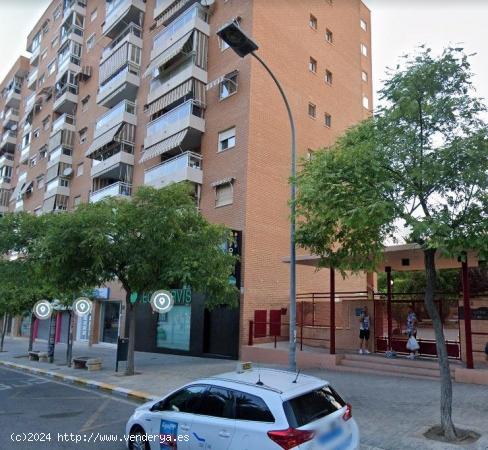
[1,0,372,358]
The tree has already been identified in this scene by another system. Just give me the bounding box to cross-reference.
[37,184,238,375]
[296,47,488,441]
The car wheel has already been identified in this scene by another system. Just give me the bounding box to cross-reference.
[129,427,150,450]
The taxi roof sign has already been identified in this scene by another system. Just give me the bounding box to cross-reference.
[236,362,253,373]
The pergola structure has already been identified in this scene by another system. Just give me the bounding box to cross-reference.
[289,244,480,369]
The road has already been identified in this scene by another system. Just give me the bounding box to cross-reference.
[0,366,137,450]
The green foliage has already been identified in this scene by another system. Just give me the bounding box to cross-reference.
[296,47,488,269]
[377,269,460,294]
[36,183,239,308]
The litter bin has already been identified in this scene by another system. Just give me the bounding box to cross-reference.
[116,337,129,372]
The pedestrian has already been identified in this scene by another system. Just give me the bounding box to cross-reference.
[358,305,371,354]
[406,305,419,359]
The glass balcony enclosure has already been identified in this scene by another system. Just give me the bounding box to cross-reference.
[95,100,135,133]
[58,40,82,73]
[55,71,79,99]
[48,147,72,162]
[144,151,202,186]
[146,99,202,138]
[101,23,142,60]
[153,4,207,53]
[60,11,84,45]
[46,177,70,192]
[90,181,132,203]
[51,114,76,134]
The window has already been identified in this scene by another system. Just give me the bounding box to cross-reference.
[53,6,61,21]
[234,391,275,423]
[215,182,233,207]
[360,19,368,31]
[90,8,98,22]
[87,33,96,51]
[48,60,56,76]
[76,162,84,177]
[361,43,368,56]
[362,96,369,109]
[324,113,332,127]
[42,116,50,131]
[219,72,238,100]
[325,70,333,84]
[362,71,368,82]
[81,95,90,112]
[198,387,234,419]
[325,29,333,43]
[309,14,317,30]
[51,36,59,48]
[38,74,45,87]
[37,175,44,190]
[33,128,41,139]
[39,147,47,160]
[73,196,81,207]
[284,386,345,428]
[155,385,206,414]
[219,37,230,51]
[309,57,317,73]
[79,128,88,145]
[43,22,49,35]
[218,127,236,152]
[308,102,316,118]
[30,155,38,167]
[41,49,47,61]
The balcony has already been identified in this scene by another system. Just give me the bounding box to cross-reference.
[29,45,41,67]
[97,64,140,108]
[91,151,135,178]
[27,68,38,90]
[144,99,205,150]
[51,114,76,136]
[144,151,202,189]
[94,100,136,140]
[44,177,71,200]
[0,131,17,152]
[0,175,11,189]
[53,83,78,114]
[47,147,73,168]
[90,181,132,203]
[15,199,24,212]
[25,92,36,113]
[4,85,22,109]
[20,144,30,165]
[60,23,84,47]
[63,0,86,21]
[57,51,82,80]
[101,23,142,62]
[151,3,209,62]
[2,108,19,130]
[103,0,146,39]
[0,154,14,169]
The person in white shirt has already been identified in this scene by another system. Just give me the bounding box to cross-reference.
[359,306,371,354]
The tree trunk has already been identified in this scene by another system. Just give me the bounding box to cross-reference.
[0,313,7,352]
[66,311,75,367]
[125,292,136,376]
[424,248,457,440]
[28,313,35,352]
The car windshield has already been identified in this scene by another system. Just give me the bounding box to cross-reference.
[284,385,346,427]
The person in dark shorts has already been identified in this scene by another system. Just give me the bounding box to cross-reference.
[359,306,371,354]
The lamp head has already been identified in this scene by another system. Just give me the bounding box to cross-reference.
[217,21,259,58]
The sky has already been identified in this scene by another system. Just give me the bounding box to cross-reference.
[0,0,487,108]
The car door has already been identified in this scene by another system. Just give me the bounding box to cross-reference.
[189,386,236,450]
[147,385,207,450]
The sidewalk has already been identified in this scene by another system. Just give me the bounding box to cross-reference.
[0,337,237,400]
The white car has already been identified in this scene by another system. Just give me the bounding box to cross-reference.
[125,366,359,450]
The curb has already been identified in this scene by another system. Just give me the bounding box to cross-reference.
[0,360,158,403]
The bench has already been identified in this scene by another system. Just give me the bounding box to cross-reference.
[29,351,48,362]
[72,357,102,371]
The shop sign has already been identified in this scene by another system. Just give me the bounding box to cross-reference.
[130,287,192,305]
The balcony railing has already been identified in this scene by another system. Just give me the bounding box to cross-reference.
[20,145,30,162]
[1,130,17,146]
[58,51,81,74]
[101,23,142,60]
[0,175,12,184]
[25,93,36,111]
[60,25,84,45]
[153,3,206,53]
[0,154,14,168]
[144,151,202,185]
[146,100,199,138]
[95,100,136,133]
[55,83,79,100]
[5,84,21,99]
[99,63,140,95]
[105,0,127,20]
[48,147,72,162]
[90,181,132,203]
[52,114,76,134]
[28,68,38,87]
[4,108,19,122]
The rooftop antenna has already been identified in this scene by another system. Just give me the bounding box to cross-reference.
[256,365,264,386]
[292,369,301,384]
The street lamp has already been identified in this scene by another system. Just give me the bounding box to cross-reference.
[217,22,298,371]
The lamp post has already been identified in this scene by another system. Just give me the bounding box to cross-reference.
[217,22,297,371]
